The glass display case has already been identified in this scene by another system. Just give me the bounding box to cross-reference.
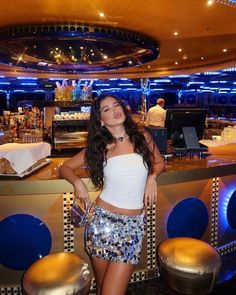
[52,119,89,150]
[41,101,91,150]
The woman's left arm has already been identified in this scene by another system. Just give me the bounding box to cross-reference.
[144,131,165,206]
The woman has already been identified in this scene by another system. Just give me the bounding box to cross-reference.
[59,94,165,295]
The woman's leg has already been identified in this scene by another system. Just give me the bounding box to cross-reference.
[91,256,109,295]
[101,261,135,295]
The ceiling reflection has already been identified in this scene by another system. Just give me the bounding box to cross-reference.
[0,24,160,73]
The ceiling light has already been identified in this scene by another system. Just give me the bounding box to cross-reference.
[223,48,228,52]
[174,31,178,36]
[207,0,214,5]
[99,12,105,17]
[175,61,178,65]
[0,24,160,73]
[182,55,187,60]
[201,57,204,60]
[178,48,182,52]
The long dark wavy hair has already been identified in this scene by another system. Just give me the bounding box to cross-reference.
[85,93,154,189]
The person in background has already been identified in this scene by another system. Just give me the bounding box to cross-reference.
[59,93,165,295]
[146,98,166,127]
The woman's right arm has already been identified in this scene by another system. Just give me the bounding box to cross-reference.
[59,148,90,201]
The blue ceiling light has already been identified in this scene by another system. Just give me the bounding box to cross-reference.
[20,83,37,86]
[223,67,236,72]
[16,77,38,80]
[151,88,164,91]
[204,71,221,75]
[187,82,205,85]
[210,81,228,84]
[169,75,191,78]
[153,79,171,83]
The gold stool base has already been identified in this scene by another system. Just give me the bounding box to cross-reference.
[23,252,91,295]
[157,237,221,295]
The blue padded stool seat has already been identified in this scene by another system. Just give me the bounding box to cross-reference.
[22,252,91,295]
[157,237,221,295]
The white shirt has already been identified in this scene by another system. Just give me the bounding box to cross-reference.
[146,105,166,127]
[100,153,148,209]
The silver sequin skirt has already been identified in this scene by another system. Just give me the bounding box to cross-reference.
[85,205,146,264]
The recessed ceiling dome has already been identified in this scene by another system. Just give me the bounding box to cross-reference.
[0,24,160,73]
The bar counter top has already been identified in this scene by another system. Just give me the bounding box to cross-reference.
[0,144,236,195]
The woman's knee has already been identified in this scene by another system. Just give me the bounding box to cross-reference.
[101,262,135,295]
[91,257,109,289]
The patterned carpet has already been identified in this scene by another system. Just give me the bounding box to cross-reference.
[126,276,236,295]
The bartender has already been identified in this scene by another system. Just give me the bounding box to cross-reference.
[146,98,166,127]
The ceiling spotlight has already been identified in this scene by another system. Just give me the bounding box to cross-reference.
[201,57,204,60]
[207,0,214,5]
[223,48,228,52]
[178,48,182,52]
[99,12,105,17]
[148,65,151,68]
[182,55,187,60]
[175,61,178,65]
[174,31,179,36]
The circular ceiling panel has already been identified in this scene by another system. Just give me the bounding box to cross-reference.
[0,24,160,73]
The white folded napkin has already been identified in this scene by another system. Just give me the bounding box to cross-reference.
[0,142,51,174]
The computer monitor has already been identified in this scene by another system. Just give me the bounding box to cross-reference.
[164,108,207,148]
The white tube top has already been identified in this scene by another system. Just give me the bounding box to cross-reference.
[100,153,148,209]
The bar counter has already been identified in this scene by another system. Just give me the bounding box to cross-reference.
[0,144,235,194]
[0,144,236,293]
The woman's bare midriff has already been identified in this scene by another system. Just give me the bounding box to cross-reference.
[95,197,143,216]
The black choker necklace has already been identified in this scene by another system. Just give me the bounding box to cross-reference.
[114,131,126,142]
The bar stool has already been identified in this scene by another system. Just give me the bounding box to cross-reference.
[157,237,221,295]
[22,252,92,295]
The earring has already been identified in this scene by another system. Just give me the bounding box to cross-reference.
[101,122,104,127]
